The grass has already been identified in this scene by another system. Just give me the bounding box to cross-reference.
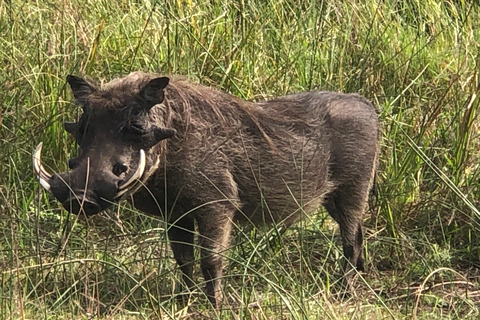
[1,0,480,318]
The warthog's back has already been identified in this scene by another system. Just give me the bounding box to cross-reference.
[228,91,379,226]
[142,80,380,228]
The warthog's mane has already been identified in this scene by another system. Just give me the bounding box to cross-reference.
[90,72,317,151]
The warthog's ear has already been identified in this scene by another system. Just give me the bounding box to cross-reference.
[139,77,170,110]
[63,121,78,135]
[67,75,95,107]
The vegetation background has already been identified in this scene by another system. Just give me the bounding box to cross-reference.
[1,0,479,319]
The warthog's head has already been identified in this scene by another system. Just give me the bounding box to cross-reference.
[33,73,176,215]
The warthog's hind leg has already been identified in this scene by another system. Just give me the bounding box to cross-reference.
[324,185,368,293]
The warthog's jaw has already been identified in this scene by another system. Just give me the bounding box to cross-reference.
[33,142,147,203]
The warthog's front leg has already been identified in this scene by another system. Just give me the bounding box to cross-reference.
[196,209,234,309]
[168,218,196,300]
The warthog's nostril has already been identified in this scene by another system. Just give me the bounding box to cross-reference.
[62,198,101,215]
[113,163,128,176]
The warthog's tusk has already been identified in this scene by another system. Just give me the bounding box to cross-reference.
[33,142,53,191]
[115,149,146,198]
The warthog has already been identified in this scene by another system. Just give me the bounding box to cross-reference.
[34,72,380,307]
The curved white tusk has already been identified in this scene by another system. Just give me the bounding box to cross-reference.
[33,142,53,191]
[115,149,146,198]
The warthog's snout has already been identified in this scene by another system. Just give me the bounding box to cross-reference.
[49,174,116,215]
[33,143,146,215]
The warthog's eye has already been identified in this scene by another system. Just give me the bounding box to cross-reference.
[131,109,143,117]
[128,122,146,135]
[120,118,176,147]
[113,163,128,177]
[122,122,146,137]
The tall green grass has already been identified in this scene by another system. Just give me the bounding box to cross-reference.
[1,0,479,319]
